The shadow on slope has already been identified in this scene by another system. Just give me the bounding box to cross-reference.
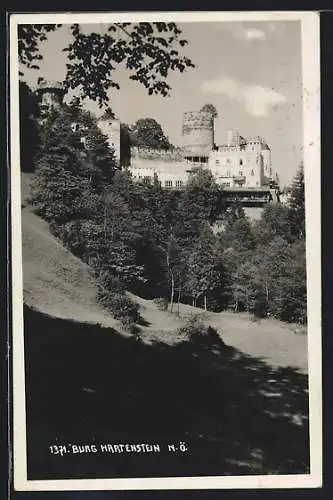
[24,305,309,480]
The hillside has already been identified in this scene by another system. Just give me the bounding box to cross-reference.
[20,173,310,479]
[21,174,119,328]
[21,173,308,372]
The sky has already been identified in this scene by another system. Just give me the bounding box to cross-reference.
[20,20,303,186]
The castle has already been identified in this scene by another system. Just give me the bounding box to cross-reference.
[34,81,280,206]
[128,110,280,205]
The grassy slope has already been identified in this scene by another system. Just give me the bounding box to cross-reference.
[21,173,308,373]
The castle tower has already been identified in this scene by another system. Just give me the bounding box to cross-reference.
[182,110,214,162]
[97,117,121,166]
[34,80,66,114]
[227,129,240,146]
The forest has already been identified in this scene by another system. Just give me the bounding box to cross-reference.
[20,89,307,333]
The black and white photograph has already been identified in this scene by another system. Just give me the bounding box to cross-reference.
[10,11,321,491]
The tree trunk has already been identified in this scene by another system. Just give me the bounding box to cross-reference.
[204,294,207,311]
[234,296,238,313]
[177,287,181,316]
[245,290,251,319]
[103,206,107,240]
[170,273,175,313]
[166,250,175,313]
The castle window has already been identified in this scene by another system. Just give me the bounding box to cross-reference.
[165,180,173,188]
[239,171,243,177]
[251,170,254,176]
[240,159,243,165]
[175,180,183,188]
[215,159,220,166]
[143,176,152,184]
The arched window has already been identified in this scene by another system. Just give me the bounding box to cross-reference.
[239,159,243,165]
[251,170,254,176]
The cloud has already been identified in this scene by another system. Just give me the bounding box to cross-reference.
[201,76,287,117]
[217,23,266,42]
[216,22,289,42]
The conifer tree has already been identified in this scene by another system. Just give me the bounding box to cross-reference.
[186,224,224,310]
[289,162,305,240]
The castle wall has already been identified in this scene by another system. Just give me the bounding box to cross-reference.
[261,148,273,183]
[130,157,190,189]
[130,145,270,190]
[131,147,184,162]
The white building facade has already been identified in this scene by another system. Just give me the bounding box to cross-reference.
[208,133,273,189]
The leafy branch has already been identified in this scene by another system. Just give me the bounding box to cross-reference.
[18,22,195,107]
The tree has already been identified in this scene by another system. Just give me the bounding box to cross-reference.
[186,225,223,310]
[289,163,305,240]
[200,103,218,118]
[19,81,41,172]
[18,23,195,107]
[120,123,132,168]
[30,108,94,233]
[219,216,255,254]
[100,107,116,120]
[62,100,118,188]
[253,203,294,244]
[130,118,172,150]
[181,168,225,229]
[82,125,117,187]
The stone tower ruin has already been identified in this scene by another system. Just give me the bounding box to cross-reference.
[182,110,214,163]
[34,80,66,115]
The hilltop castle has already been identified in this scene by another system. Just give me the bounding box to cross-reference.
[34,81,280,205]
[129,111,277,192]
[127,109,280,206]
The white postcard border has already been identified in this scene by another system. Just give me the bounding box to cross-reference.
[10,10,322,491]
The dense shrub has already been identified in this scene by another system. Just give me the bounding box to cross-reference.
[177,313,206,339]
[177,314,222,345]
[153,297,169,311]
[98,289,140,331]
[177,314,206,341]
